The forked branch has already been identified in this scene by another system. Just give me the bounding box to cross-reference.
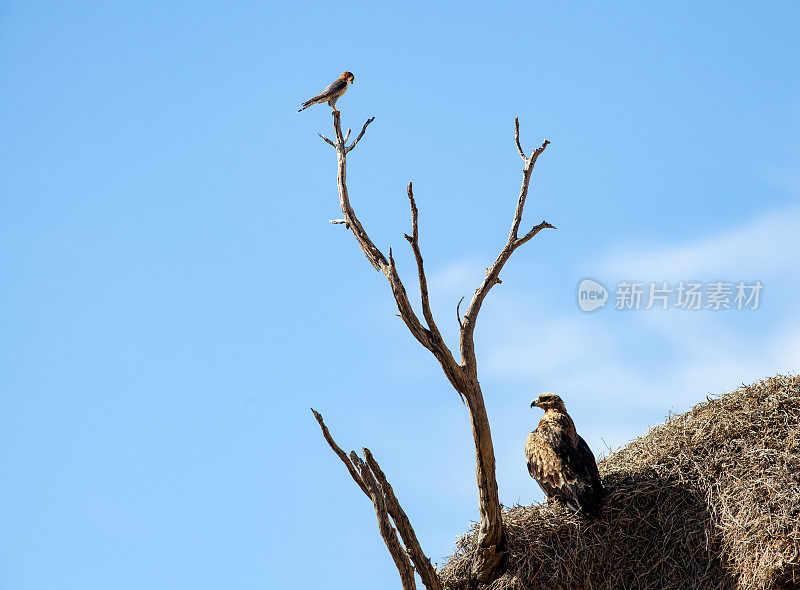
[312,409,442,590]
[459,118,554,372]
[346,117,375,153]
[321,111,462,389]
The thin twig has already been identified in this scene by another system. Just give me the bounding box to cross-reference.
[516,220,557,248]
[310,409,369,497]
[509,138,550,242]
[404,182,443,342]
[514,117,526,160]
[346,116,375,153]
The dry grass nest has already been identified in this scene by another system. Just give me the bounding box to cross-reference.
[440,374,800,590]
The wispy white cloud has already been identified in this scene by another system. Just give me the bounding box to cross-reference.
[428,259,486,298]
[483,315,615,384]
[603,205,800,280]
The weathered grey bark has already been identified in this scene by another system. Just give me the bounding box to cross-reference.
[314,112,553,585]
[311,409,441,590]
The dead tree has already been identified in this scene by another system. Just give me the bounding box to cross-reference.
[311,111,553,587]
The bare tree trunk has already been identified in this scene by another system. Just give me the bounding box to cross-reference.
[463,382,504,579]
[314,112,552,585]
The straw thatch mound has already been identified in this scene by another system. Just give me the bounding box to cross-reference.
[440,374,800,590]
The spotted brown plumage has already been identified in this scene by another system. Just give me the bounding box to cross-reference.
[525,393,603,518]
[297,71,355,114]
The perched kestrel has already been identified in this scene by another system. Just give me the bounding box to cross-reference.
[298,71,355,114]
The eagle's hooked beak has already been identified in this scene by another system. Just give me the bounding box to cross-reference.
[530,400,538,408]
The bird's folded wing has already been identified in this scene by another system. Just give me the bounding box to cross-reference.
[571,436,601,480]
[525,431,578,488]
[316,78,347,100]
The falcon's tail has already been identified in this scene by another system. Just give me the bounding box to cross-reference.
[298,96,322,112]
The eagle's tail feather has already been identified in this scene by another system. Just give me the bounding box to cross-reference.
[574,480,603,519]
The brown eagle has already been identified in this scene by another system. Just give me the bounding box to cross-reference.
[525,393,603,518]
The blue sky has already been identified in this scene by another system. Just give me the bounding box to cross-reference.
[1,2,798,589]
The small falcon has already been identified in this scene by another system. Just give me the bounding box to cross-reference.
[298,71,355,114]
[525,393,603,518]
